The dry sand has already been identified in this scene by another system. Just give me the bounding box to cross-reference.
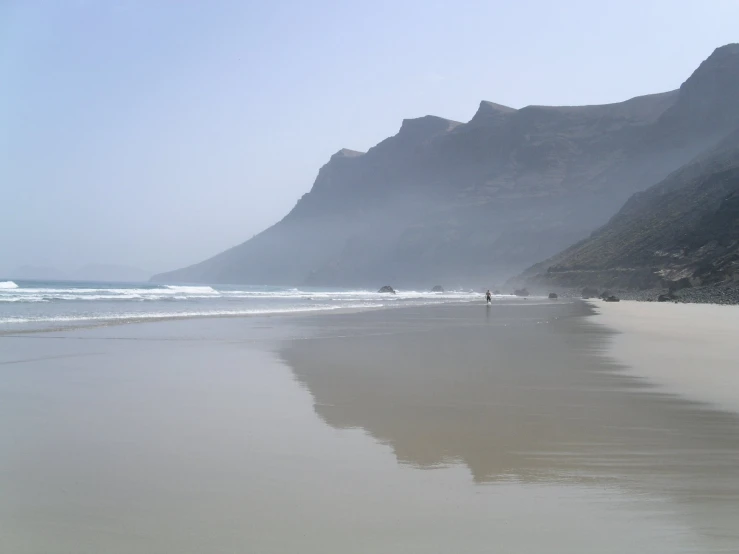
[591,300,739,414]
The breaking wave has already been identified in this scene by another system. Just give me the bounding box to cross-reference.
[164,285,219,295]
[0,283,484,303]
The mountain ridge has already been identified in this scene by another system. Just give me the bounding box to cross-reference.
[153,44,739,287]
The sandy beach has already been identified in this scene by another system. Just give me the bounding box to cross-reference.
[2,300,739,553]
[592,300,739,413]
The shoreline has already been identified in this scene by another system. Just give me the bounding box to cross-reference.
[0,303,390,336]
[0,296,534,336]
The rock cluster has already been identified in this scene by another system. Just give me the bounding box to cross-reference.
[552,284,739,305]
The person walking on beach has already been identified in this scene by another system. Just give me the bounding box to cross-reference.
[486,290,492,304]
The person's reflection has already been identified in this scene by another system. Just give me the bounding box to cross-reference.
[485,303,491,322]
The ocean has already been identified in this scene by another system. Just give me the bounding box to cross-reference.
[0,279,484,333]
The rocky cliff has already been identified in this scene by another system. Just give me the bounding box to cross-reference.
[519,128,739,291]
[153,44,739,287]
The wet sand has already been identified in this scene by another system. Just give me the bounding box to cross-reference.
[1,301,738,553]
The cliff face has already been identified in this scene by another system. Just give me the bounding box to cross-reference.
[519,130,739,290]
[153,45,739,287]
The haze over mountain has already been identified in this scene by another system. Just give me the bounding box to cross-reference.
[7,266,69,282]
[7,264,150,283]
[154,45,739,287]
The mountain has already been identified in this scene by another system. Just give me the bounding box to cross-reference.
[518,128,739,291]
[153,44,739,287]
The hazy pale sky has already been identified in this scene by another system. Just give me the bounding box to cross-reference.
[2,0,738,277]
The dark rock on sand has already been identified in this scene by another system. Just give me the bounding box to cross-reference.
[548,293,558,299]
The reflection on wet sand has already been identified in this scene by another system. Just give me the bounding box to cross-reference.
[280,301,739,546]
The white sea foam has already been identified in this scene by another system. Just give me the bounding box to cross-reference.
[0,281,18,289]
[0,283,485,303]
[218,289,482,300]
[164,285,219,294]
[0,295,48,303]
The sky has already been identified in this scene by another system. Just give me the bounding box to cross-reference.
[2,0,738,278]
